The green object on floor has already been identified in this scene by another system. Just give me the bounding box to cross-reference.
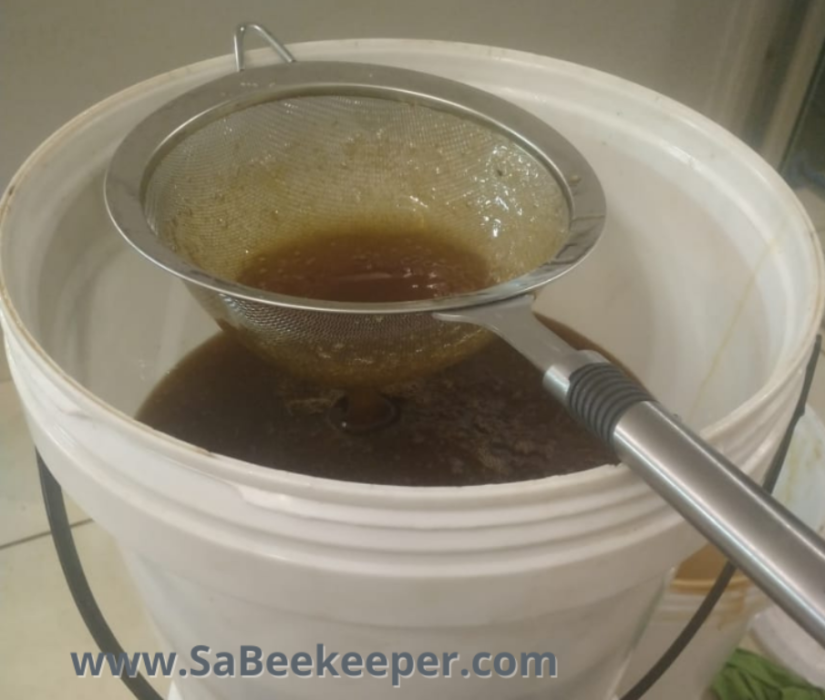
[712,649,825,700]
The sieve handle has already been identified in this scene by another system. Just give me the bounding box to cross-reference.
[234,22,296,71]
[436,296,825,649]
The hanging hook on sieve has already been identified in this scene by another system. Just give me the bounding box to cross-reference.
[234,22,296,71]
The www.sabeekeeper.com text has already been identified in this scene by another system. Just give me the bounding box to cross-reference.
[72,644,558,687]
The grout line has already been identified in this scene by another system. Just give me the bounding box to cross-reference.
[0,529,54,552]
[69,518,94,531]
[0,517,93,552]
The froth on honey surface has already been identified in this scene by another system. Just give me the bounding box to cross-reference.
[137,319,621,487]
[153,97,569,288]
[236,224,494,303]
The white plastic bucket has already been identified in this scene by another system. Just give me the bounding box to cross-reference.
[618,410,825,700]
[0,40,822,700]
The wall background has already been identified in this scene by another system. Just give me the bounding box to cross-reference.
[0,0,796,189]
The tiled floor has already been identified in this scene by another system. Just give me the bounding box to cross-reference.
[1,191,824,699]
[0,522,169,699]
[0,380,168,698]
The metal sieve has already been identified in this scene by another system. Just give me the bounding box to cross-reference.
[105,28,602,388]
[105,24,825,647]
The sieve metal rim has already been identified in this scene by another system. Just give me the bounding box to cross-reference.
[105,59,606,315]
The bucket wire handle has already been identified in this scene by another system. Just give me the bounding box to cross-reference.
[234,22,296,71]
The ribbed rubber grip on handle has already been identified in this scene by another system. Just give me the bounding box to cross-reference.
[567,362,653,443]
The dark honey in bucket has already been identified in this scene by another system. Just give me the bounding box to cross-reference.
[136,319,626,487]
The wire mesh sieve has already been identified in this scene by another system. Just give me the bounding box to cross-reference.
[105,34,605,387]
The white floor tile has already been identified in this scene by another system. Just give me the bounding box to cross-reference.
[0,380,88,547]
[0,522,169,699]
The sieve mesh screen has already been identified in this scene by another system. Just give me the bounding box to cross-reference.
[139,94,570,387]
